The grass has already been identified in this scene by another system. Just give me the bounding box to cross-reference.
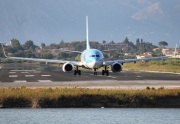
[0,87,180,108]
[123,58,180,73]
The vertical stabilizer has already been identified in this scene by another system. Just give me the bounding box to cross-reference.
[86,16,90,50]
[174,44,177,56]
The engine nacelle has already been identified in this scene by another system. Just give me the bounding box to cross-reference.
[111,63,122,72]
[62,63,73,72]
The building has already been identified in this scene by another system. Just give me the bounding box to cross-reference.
[102,43,128,51]
[162,48,180,58]
[136,52,152,59]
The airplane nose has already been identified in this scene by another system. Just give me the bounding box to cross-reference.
[92,60,100,68]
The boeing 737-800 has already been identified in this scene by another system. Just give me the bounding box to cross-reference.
[2,16,169,76]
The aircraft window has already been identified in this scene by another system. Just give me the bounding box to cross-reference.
[96,55,100,57]
[92,55,95,57]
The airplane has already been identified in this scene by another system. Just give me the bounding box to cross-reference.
[1,16,169,76]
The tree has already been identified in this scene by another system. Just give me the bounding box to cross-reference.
[41,43,46,48]
[123,37,129,44]
[0,51,3,57]
[59,40,65,48]
[102,40,106,44]
[11,38,20,48]
[40,52,53,59]
[136,38,140,46]
[23,40,35,50]
[110,40,115,44]
[158,41,168,48]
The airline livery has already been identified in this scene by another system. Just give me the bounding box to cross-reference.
[2,16,169,76]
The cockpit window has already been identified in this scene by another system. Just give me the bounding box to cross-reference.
[89,55,100,57]
[96,55,100,57]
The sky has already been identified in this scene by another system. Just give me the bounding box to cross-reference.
[0,0,180,47]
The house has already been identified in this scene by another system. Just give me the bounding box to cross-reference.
[136,52,152,59]
[162,48,180,58]
[102,43,129,51]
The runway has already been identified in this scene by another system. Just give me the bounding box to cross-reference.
[0,64,180,89]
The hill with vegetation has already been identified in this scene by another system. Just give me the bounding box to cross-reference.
[0,37,167,61]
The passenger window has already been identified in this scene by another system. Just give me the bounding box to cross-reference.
[92,55,95,57]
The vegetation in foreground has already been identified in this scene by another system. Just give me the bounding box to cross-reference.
[0,87,180,108]
[123,59,180,73]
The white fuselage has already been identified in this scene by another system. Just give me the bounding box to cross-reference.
[81,49,104,69]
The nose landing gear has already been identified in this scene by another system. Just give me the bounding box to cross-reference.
[93,68,97,75]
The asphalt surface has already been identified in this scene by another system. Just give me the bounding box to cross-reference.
[0,63,180,89]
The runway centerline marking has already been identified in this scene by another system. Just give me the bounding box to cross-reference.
[9,75,18,77]
[38,80,52,82]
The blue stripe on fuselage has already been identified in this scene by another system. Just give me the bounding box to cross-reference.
[81,49,104,64]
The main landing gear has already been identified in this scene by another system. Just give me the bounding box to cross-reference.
[102,66,109,76]
[74,66,81,75]
[93,66,109,76]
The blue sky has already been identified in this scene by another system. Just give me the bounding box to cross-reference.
[0,0,180,47]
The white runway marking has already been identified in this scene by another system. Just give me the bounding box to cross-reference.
[14,80,27,83]
[41,75,51,77]
[10,70,36,71]
[34,71,41,73]
[25,75,34,77]
[38,80,52,82]
[137,76,142,77]
[9,72,16,74]
[21,72,29,73]
[9,75,18,77]
[108,76,117,79]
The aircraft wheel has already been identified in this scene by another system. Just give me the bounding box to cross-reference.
[74,70,77,75]
[106,70,109,76]
[102,70,105,75]
[78,70,81,75]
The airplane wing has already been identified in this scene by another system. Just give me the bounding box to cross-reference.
[103,56,169,66]
[58,49,82,54]
[2,45,83,66]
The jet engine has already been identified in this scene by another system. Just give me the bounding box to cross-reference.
[111,63,122,72]
[62,63,73,72]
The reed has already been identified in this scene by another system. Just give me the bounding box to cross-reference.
[0,87,180,108]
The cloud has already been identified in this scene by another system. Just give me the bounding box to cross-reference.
[131,2,163,20]
[137,0,151,6]
[174,5,180,10]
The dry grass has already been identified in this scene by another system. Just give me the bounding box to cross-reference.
[0,87,180,99]
[0,87,180,108]
[123,59,180,73]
